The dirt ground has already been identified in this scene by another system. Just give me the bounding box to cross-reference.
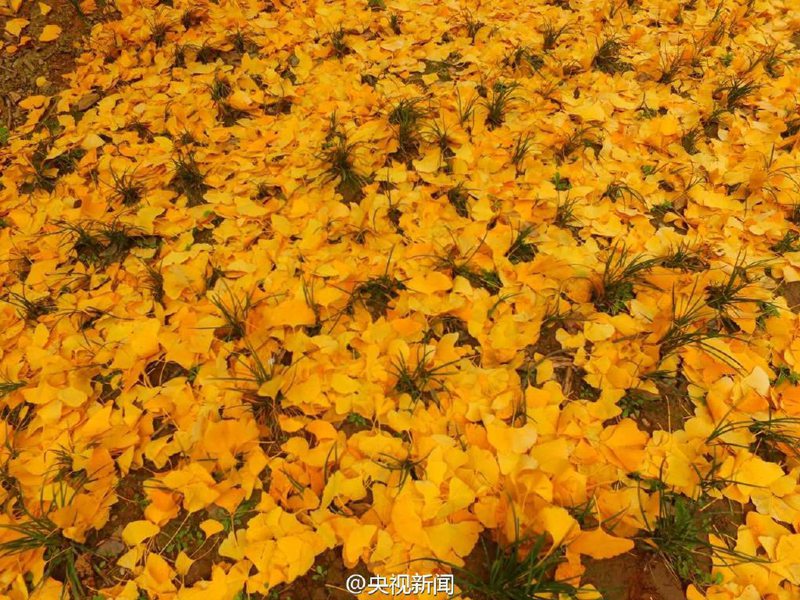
[583,551,685,600]
[0,0,116,129]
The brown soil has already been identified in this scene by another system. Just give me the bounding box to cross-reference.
[637,372,692,434]
[155,507,228,586]
[583,551,685,600]
[0,0,116,129]
[83,469,151,591]
[777,281,800,313]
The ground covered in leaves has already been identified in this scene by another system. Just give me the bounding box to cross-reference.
[2,0,800,598]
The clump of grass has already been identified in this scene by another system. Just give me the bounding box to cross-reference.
[329,27,351,58]
[1,401,35,435]
[456,88,479,127]
[602,181,643,204]
[770,231,800,254]
[555,126,602,162]
[789,204,800,227]
[659,242,708,272]
[390,346,461,409]
[657,44,688,84]
[715,77,760,111]
[229,29,255,54]
[222,342,294,439]
[756,300,780,330]
[48,446,95,495]
[704,254,772,326]
[774,366,800,387]
[149,18,170,47]
[505,45,544,73]
[56,219,152,268]
[783,120,800,146]
[423,119,456,170]
[639,488,763,586]
[701,105,727,139]
[505,224,537,264]
[542,21,569,51]
[173,43,187,68]
[196,41,221,64]
[705,5,729,47]
[592,36,631,74]
[171,152,208,206]
[422,52,466,82]
[210,285,256,341]
[255,182,285,203]
[649,201,674,225]
[141,260,164,304]
[437,239,502,294]
[709,414,800,461]
[461,9,484,43]
[319,123,368,203]
[388,97,429,161]
[209,77,248,126]
[210,77,231,102]
[636,96,658,119]
[110,169,144,206]
[482,81,522,129]
[347,252,407,320]
[761,44,784,78]
[451,263,502,293]
[181,8,203,29]
[4,291,55,322]
[655,284,741,368]
[593,242,660,315]
[0,379,25,399]
[421,526,582,600]
[446,183,472,218]
[301,277,323,337]
[0,501,87,598]
[230,344,284,390]
[554,195,580,230]
[510,132,534,175]
[540,303,584,335]
[681,125,703,155]
[29,143,86,191]
[373,451,428,490]
[422,314,480,348]
[554,170,573,189]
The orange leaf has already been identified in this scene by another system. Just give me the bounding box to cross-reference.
[569,527,634,559]
[39,24,61,42]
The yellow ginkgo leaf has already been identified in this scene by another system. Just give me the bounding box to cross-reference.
[175,551,194,576]
[569,527,634,559]
[200,519,225,538]
[122,520,160,546]
[38,24,61,42]
[5,18,29,37]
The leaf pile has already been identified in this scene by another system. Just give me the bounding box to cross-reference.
[2,0,800,598]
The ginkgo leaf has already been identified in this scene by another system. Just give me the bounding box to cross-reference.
[5,18,29,37]
[569,527,634,559]
[122,520,160,546]
[38,24,61,42]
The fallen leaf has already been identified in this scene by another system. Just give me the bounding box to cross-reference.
[39,24,61,42]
